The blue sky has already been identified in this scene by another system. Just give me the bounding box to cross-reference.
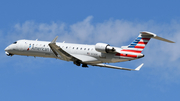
[1,0,180,101]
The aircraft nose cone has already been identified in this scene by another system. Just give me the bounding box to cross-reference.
[5,47,9,51]
[5,44,14,51]
[5,45,13,51]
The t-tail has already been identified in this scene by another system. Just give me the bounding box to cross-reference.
[121,31,175,53]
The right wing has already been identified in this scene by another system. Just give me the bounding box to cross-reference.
[91,63,144,71]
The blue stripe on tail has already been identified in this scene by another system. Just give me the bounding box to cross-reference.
[128,37,141,48]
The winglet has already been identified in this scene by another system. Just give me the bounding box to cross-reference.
[51,36,58,43]
[135,63,144,71]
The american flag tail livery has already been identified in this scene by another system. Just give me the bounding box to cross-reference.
[121,31,175,54]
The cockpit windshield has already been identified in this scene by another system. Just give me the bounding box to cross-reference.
[13,42,17,44]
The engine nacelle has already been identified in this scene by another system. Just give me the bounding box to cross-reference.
[95,43,115,53]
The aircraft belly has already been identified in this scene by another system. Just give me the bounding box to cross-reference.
[111,58,130,62]
[98,53,116,63]
[9,50,56,58]
[99,54,135,63]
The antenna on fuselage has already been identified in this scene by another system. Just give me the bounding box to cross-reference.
[36,39,38,41]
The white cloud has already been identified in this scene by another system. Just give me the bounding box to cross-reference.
[2,16,180,81]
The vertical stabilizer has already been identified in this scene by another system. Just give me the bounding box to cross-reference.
[121,31,174,53]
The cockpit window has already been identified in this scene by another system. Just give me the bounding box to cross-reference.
[13,42,17,44]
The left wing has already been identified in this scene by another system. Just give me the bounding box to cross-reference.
[48,36,98,63]
[92,63,144,71]
[48,36,81,62]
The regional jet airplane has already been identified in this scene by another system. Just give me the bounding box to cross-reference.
[5,31,174,71]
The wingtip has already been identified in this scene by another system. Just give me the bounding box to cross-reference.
[169,41,175,43]
[135,63,144,71]
[51,36,58,43]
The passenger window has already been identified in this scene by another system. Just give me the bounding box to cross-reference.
[80,48,82,50]
[84,48,86,50]
[73,47,74,49]
[66,46,68,49]
[88,48,90,51]
[77,47,78,49]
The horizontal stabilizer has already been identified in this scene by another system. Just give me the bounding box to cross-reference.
[93,63,144,71]
[140,31,175,43]
[153,36,175,43]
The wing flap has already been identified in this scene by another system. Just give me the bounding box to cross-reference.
[92,63,144,71]
[72,54,99,63]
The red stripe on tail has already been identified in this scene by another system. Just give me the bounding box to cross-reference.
[121,49,142,53]
[137,42,148,44]
[115,53,137,58]
[134,46,145,49]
